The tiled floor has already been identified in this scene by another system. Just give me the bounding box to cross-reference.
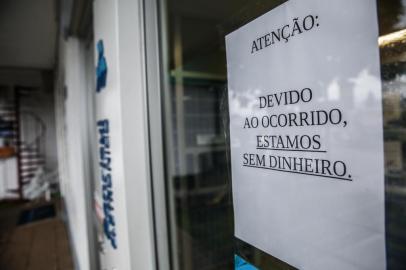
[0,201,74,270]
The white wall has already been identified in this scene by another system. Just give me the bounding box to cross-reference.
[0,158,18,199]
[20,90,58,170]
[55,37,95,270]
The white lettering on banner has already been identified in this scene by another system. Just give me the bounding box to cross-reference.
[226,0,386,269]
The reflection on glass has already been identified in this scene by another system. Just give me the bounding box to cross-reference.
[380,29,406,270]
[162,1,287,269]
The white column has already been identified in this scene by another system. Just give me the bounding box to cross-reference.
[93,0,156,269]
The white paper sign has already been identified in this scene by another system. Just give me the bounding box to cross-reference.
[226,0,386,269]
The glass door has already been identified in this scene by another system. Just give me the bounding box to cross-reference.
[152,0,406,269]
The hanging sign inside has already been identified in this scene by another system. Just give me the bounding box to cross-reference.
[226,0,386,269]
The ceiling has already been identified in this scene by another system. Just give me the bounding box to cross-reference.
[0,0,58,69]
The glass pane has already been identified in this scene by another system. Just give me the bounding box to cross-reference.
[379,1,406,268]
[160,1,406,269]
[162,1,290,269]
